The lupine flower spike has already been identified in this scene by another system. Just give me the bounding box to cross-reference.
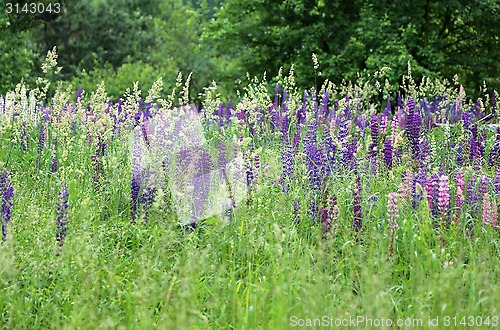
[56,183,69,246]
[387,192,399,257]
[1,170,14,242]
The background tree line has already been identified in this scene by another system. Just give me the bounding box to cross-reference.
[1,0,499,102]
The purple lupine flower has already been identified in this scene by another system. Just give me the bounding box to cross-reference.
[192,148,213,220]
[1,170,14,242]
[36,124,45,169]
[292,198,301,224]
[437,175,450,216]
[405,98,415,138]
[51,138,58,173]
[56,183,69,245]
[281,142,294,193]
[488,127,500,167]
[293,131,301,153]
[75,87,83,104]
[424,173,439,217]
[140,187,155,224]
[353,173,362,233]
[470,124,478,162]
[246,156,254,187]
[494,168,500,194]
[130,175,140,223]
[321,130,336,176]
[320,194,337,239]
[411,107,421,160]
[478,175,489,201]
[462,111,472,131]
[413,169,426,209]
[304,123,321,191]
[383,137,393,170]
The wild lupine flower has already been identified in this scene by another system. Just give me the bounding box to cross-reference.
[51,138,58,173]
[320,194,337,239]
[321,130,336,176]
[304,123,321,191]
[470,124,478,162]
[482,193,492,229]
[387,192,399,233]
[398,171,414,202]
[405,98,415,138]
[478,175,489,202]
[488,127,500,167]
[411,108,421,159]
[292,198,301,224]
[281,142,294,193]
[494,168,500,194]
[56,183,69,245]
[353,173,362,233]
[437,175,450,215]
[456,143,465,167]
[140,187,155,224]
[492,198,498,227]
[1,170,14,242]
[36,124,45,169]
[383,137,393,170]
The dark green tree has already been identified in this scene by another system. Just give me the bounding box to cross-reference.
[204,0,500,95]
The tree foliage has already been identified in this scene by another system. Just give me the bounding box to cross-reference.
[204,0,500,95]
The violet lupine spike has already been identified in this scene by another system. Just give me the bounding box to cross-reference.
[304,123,321,191]
[140,187,155,225]
[1,170,14,242]
[56,183,69,245]
[488,127,500,167]
[353,173,362,233]
[411,108,421,160]
[321,130,336,176]
[292,198,301,224]
[494,168,500,194]
[383,137,393,170]
[51,138,58,173]
[281,142,294,193]
[478,175,489,201]
[36,124,45,169]
[405,98,415,138]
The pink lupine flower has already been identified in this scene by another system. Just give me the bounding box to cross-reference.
[387,192,399,235]
[398,171,413,202]
[482,193,492,229]
[387,192,399,257]
[492,198,498,227]
[437,175,450,214]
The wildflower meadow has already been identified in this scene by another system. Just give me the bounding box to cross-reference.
[1,50,499,329]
